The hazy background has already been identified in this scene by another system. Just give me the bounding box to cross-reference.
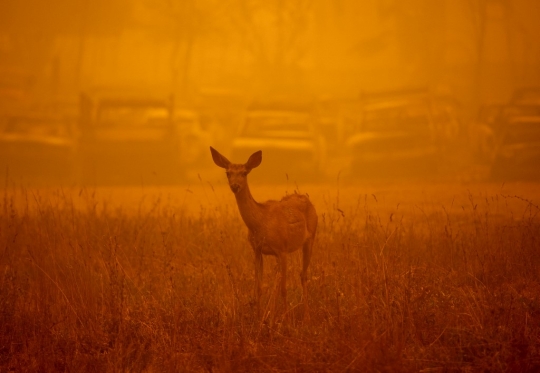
[1,0,539,185]
[3,0,539,102]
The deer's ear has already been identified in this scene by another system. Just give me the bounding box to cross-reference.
[210,147,231,168]
[246,150,262,171]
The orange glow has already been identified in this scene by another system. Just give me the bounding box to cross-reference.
[2,2,540,370]
[1,0,539,185]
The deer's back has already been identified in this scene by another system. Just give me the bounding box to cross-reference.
[251,194,317,254]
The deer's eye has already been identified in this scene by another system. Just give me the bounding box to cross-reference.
[241,171,248,177]
[225,172,231,177]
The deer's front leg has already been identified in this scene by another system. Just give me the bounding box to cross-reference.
[254,249,263,317]
[277,252,288,311]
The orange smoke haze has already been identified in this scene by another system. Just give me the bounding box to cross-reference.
[1,0,539,185]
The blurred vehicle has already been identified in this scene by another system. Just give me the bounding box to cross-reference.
[174,108,212,169]
[346,92,460,179]
[195,88,248,150]
[470,104,533,160]
[472,87,540,180]
[490,114,540,180]
[230,100,326,181]
[78,93,182,185]
[0,67,34,115]
[470,104,504,164]
[314,96,345,156]
[0,113,76,184]
[510,87,540,106]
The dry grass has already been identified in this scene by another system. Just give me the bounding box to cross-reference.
[1,180,540,372]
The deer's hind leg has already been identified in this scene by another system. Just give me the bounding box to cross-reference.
[254,250,263,317]
[277,252,288,312]
[301,237,314,318]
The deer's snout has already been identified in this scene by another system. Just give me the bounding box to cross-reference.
[230,183,240,193]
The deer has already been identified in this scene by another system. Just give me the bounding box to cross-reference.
[210,147,318,318]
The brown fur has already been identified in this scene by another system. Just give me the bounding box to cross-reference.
[210,147,317,317]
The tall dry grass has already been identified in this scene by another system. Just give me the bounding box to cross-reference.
[1,181,539,372]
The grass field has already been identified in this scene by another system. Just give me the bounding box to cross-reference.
[1,179,539,372]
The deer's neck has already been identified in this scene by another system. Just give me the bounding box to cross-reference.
[234,183,264,231]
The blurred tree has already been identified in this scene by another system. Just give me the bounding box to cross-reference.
[140,0,226,96]
[0,0,133,90]
[377,0,446,86]
[138,0,314,95]
[226,0,315,94]
[0,0,131,36]
[464,0,521,104]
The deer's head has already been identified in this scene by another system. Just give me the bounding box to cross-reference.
[210,147,262,194]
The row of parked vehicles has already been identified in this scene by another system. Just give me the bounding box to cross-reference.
[231,88,539,182]
[77,93,212,184]
[0,91,213,185]
[0,87,538,185]
[474,87,540,181]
